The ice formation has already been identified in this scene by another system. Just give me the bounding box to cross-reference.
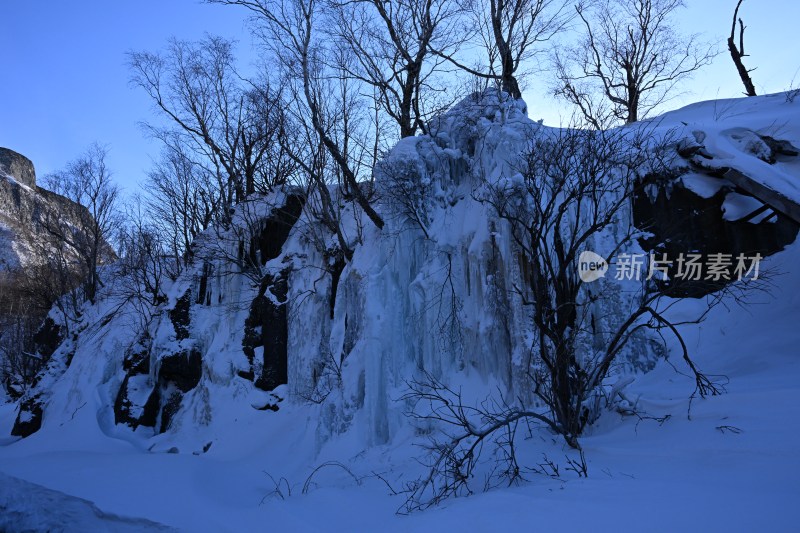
[5,90,800,459]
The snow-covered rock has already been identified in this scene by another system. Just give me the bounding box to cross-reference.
[2,91,800,530]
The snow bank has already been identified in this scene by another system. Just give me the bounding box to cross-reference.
[0,472,175,532]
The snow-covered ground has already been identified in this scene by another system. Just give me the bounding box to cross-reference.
[0,472,175,531]
[1,241,798,531]
[1,93,799,531]
[650,93,800,202]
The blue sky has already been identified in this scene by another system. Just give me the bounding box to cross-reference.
[0,0,253,193]
[1,1,799,194]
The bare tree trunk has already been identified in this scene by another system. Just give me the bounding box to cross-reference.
[491,1,522,99]
[728,0,757,97]
[298,5,385,230]
[557,1,715,125]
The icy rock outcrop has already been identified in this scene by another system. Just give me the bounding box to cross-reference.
[243,268,290,391]
[634,176,799,296]
[636,112,800,295]
[0,148,106,414]
[292,91,550,446]
[8,317,65,436]
[11,91,799,456]
[6,91,654,447]
[110,192,305,434]
[113,288,205,432]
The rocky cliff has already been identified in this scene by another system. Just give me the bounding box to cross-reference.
[3,92,800,450]
[0,147,86,271]
[0,148,102,408]
[0,148,36,189]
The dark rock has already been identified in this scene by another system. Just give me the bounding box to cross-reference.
[196,262,212,305]
[158,350,202,393]
[122,336,151,375]
[30,318,62,359]
[329,255,346,320]
[114,279,203,433]
[169,289,192,341]
[114,375,134,426]
[237,370,255,381]
[760,135,800,161]
[238,193,307,391]
[114,332,160,428]
[140,388,161,428]
[114,375,160,428]
[114,339,201,431]
[243,269,289,391]
[634,175,799,296]
[10,397,43,437]
[159,390,183,433]
[253,391,283,411]
[247,193,305,267]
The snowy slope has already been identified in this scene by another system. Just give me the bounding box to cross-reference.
[0,250,797,532]
[1,92,799,531]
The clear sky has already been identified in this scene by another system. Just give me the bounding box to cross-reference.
[1,1,799,194]
[0,0,254,193]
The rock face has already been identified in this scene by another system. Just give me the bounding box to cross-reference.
[0,149,104,425]
[0,147,101,274]
[112,193,306,432]
[0,148,36,189]
[635,178,799,296]
[0,147,77,270]
[8,316,66,436]
[8,93,800,451]
[0,147,41,269]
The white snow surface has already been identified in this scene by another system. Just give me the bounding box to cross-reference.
[0,472,176,531]
[651,92,800,205]
[1,92,799,531]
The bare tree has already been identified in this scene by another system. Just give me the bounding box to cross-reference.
[555,0,716,125]
[329,0,463,138]
[239,79,299,194]
[402,124,725,509]
[487,125,719,445]
[117,198,169,307]
[144,142,219,275]
[129,36,289,209]
[434,0,572,98]
[210,0,386,234]
[21,243,84,331]
[43,144,120,305]
[0,272,45,399]
[401,371,560,510]
[728,0,757,97]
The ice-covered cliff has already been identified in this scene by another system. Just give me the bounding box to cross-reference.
[4,90,799,458]
[3,90,800,530]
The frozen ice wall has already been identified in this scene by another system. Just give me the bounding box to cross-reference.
[15,88,767,451]
[288,91,566,446]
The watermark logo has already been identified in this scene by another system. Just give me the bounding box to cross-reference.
[578,250,609,283]
[578,250,762,283]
